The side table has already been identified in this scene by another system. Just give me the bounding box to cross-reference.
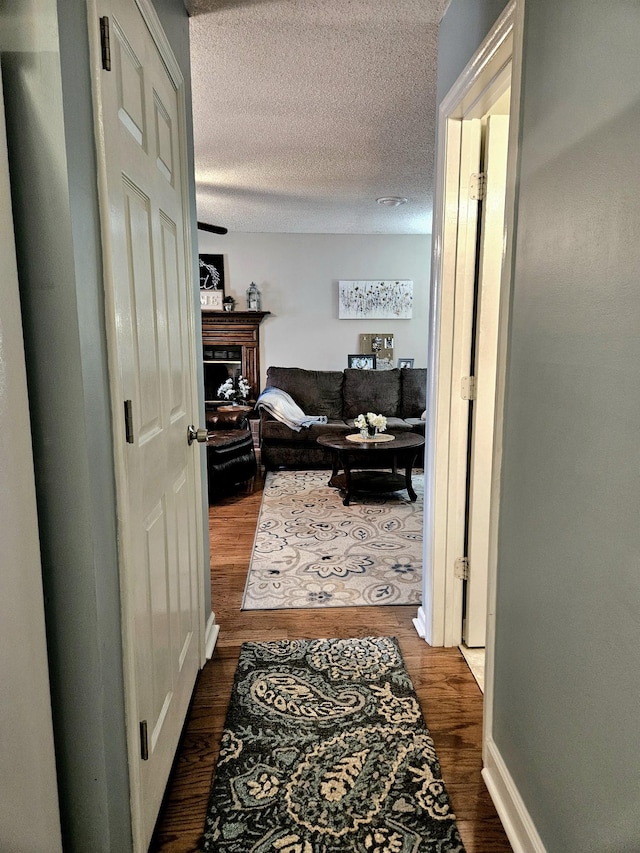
[207,404,253,430]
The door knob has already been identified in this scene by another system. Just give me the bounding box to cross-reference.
[187,425,208,446]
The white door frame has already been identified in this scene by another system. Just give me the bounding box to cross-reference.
[464,112,510,648]
[417,0,524,658]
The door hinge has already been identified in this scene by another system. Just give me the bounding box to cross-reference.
[454,557,469,581]
[140,720,149,761]
[124,400,134,444]
[469,172,486,201]
[461,376,476,400]
[100,16,112,71]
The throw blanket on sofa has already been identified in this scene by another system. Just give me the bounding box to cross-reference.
[256,387,328,432]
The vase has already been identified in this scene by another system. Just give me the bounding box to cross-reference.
[367,425,377,438]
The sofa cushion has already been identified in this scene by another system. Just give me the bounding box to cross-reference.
[344,416,412,432]
[342,368,401,419]
[266,366,344,419]
[400,367,427,418]
[261,418,349,444]
[404,417,426,436]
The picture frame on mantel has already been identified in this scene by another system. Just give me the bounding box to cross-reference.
[199,254,225,311]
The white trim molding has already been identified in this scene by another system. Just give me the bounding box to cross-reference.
[482,737,547,853]
[420,0,519,649]
[204,612,220,660]
[412,607,428,640]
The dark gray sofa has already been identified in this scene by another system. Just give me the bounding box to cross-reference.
[259,366,427,470]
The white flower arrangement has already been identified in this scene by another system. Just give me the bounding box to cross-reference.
[354,411,387,433]
[217,374,251,402]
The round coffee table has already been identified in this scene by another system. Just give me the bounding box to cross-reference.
[316,431,425,506]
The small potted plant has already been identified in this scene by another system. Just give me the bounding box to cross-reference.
[222,295,235,312]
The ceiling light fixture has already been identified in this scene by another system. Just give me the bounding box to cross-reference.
[376,196,408,207]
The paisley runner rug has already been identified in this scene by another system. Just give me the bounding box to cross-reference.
[202,636,465,853]
[241,471,423,610]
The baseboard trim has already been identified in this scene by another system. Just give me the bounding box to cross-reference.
[204,612,220,660]
[412,607,427,640]
[482,736,547,853]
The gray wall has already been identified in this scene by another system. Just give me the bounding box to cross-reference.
[436,0,509,105]
[493,2,640,850]
[0,0,202,849]
[0,72,63,851]
[1,2,130,848]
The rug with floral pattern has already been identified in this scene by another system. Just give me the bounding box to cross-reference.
[202,637,465,852]
[241,471,423,610]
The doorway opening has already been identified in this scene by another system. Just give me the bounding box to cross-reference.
[419,0,524,714]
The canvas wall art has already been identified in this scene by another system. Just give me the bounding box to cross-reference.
[338,280,413,319]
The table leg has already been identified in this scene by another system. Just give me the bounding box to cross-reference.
[327,450,340,487]
[340,451,352,506]
[405,452,418,501]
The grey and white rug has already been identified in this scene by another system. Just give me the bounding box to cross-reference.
[241,470,423,610]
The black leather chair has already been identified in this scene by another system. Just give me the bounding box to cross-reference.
[206,429,257,500]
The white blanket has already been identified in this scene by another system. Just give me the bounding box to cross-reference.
[256,387,328,432]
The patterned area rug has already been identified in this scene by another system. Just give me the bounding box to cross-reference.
[241,471,423,610]
[202,637,465,852]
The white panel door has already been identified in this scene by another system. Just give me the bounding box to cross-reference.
[89,0,203,847]
[464,114,510,647]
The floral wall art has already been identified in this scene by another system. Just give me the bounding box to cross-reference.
[338,279,413,319]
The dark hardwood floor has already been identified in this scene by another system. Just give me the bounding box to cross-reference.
[150,470,512,852]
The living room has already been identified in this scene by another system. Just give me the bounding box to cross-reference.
[197,232,431,379]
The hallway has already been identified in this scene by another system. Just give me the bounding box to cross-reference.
[150,472,511,852]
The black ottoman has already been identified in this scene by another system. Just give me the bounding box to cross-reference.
[206,430,257,500]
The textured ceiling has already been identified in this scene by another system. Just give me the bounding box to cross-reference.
[188,0,450,234]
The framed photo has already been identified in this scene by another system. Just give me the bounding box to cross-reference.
[348,353,377,370]
[397,358,414,369]
[199,254,225,310]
